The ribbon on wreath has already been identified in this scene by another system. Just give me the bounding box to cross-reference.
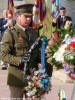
[41,36,50,89]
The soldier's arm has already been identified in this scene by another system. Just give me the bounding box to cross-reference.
[1,30,21,66]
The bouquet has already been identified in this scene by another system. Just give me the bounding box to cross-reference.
[64,35,75,65]
[62,35,75,79]
[53,34,72,63]
[53,34,75,79]
[24,68,51,99]
[47,28,70,69]
[52,22,75,79]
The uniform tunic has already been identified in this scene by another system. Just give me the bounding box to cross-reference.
[1,24,40,87]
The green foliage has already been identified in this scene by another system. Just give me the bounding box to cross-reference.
[49,45,58,56]
[64,48,75,65]
[48,44,63,69]
[49,58,62,69]
[58,28,70,42]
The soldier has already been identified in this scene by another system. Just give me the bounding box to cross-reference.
[1,4,41,100]
[52,7,72,29]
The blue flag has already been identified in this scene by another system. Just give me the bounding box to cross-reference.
[51,0,59,18]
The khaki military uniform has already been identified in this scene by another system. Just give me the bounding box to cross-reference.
[1,24,40,87]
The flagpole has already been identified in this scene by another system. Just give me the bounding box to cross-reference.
[8,0,9,10]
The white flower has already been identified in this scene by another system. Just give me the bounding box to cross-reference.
[27,92,31,97]
[27,88,37,97]
[34,71,39,75]
[70,56,74,60]
[31,90,36,95]
[53,44,68,62]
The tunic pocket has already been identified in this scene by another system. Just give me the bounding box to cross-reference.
[15,42,29,56]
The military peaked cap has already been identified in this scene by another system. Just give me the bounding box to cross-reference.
[15,4,33,15]
[60,7,66,10]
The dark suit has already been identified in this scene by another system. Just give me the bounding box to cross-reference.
[0,18,8,40]
[52,15,72,29]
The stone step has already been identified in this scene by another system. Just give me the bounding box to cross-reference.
[53,69,74,83]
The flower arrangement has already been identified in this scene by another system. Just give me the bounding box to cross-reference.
[24,69,51,99]
[64,35,75,64]
[53,34,72,63]
[53,33,75,79]
[62,34,75,79]
[47,28,70,69]
[48,22,75,79]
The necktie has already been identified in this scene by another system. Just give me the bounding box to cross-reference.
[24,29,31,47]
[61,16,64,21]
[25,29,29,39]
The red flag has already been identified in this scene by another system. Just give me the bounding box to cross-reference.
[8,0,14,24]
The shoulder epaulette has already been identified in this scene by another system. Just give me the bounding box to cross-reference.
[4,26,16,35]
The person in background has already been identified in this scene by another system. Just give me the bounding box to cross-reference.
[0,9,8,70]
[52,7,72,29]
[0,10,8,39]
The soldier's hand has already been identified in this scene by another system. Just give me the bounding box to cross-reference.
[21,52,31,63]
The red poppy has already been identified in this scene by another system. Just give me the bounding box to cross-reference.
[72,48,75,51]
[66,46,70,50]
[69,42,75,47]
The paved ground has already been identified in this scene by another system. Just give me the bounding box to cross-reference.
[0,67,75,100]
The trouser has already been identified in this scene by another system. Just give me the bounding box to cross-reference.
[9,86,41,100]
[9,86,24,100]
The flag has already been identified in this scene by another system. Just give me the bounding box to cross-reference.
[32,0,46,29]
[8,0,14,24]
[51,0,59,18]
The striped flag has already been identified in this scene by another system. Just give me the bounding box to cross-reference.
[8,0,14,24]
[33,0,46,29]
[51,0,59,18]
